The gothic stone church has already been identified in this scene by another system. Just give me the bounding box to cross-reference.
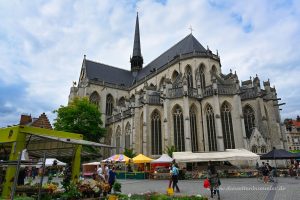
[69,14,285,157]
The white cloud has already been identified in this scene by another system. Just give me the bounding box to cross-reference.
[0,0,299,126]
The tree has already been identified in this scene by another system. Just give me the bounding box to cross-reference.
[53,97,106,142]
[123,148,137,158]
[165,145,176,158]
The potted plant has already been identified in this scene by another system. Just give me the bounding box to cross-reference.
[112,182,121,193]
[108,182,121,200]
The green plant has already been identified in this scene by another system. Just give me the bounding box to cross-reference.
[60,183,81,200]
[165,145,176,158]
[123,148,137,158]
[112,181,121,193]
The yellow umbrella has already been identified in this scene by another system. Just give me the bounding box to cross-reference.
[132,154,153,164]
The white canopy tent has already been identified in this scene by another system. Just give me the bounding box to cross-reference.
[151,154,173,163]
[37,158,66,167]
[173,149,259,163]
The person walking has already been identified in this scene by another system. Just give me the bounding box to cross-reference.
[207,161,220,200]
[168,165,173,188]
[266,163,274,182]
[171,164,180,193]
[262,163,269,183]
[108,167,116,194]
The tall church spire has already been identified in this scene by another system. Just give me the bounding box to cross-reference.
[131,12,143,73]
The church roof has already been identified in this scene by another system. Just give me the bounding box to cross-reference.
[136,34,206,81]
[84,34,207,87]
[85,60,133,87]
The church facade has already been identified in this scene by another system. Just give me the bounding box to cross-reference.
[69,14,285,157]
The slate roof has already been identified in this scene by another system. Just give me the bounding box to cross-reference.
[136,34,207,81]
[85,60,133,87]
[84,34,207,87]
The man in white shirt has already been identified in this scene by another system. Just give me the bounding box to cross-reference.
[97,165,104,180]
[104,164,109,182]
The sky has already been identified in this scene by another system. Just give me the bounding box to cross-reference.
[0,0,300,127]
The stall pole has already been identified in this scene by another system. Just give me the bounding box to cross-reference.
[71,145,82,182]
[38,152,46,200]
[10,151,22,200]
[2,129,26,199]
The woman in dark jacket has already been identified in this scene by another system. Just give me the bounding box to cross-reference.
[108,167,116,194]
[207,161,220,200]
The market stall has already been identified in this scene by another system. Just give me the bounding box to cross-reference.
[82,162,100,177]
[36,158,66,167]
[102,154,129,163]
[173,149,259,179]
[150,154,173,179]
[0,125,114,199]
[173,149,259,162]
[129,154,153,179]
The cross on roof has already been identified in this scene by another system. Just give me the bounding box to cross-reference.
[189,25,194,34]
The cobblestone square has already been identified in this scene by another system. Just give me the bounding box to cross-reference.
[119,177,300,200]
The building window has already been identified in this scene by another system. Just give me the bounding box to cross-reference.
[151,110,162,155]
[289,147,292,150]
[243,105,255,138]
[173,105,185,152]
[89,91,100,107]
[186,65,193,88]
[261,146,267,153]
[118,97,126,107]
[252,145,257,153]
[206,105,217,151]
[140,113,144,154]
[200,64,206,90]
[106,94,114,116]
[125,123,131,150]
[116,126,121,154]
[221,103,235,149]
[190,107,198,152]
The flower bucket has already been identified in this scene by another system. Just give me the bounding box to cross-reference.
[108,194,118,200]
[167,187,174,196]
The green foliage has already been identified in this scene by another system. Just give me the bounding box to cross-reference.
[112,181,122,193]
[165,145,176,158]
[8,198,35,200]
[123,148,137,158]
[53,97,106,142]
[60,183,82,200]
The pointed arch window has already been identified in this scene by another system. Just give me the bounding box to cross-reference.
[190,107,198,152]
[90,91,100,107]
[116,126,121,154]
[151,111,162,155]
[206,105,217,151]
[186,66,193,88]
[252,145,257,153]
[173,106,185,151]
[118,97,126,107]
[200,64,206,90]
[125,123,131,149]
[159,77,165,91]
[221,103,235,149]
[243,105,255,138]
[106,94,114,116]
[261,146,267,153]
